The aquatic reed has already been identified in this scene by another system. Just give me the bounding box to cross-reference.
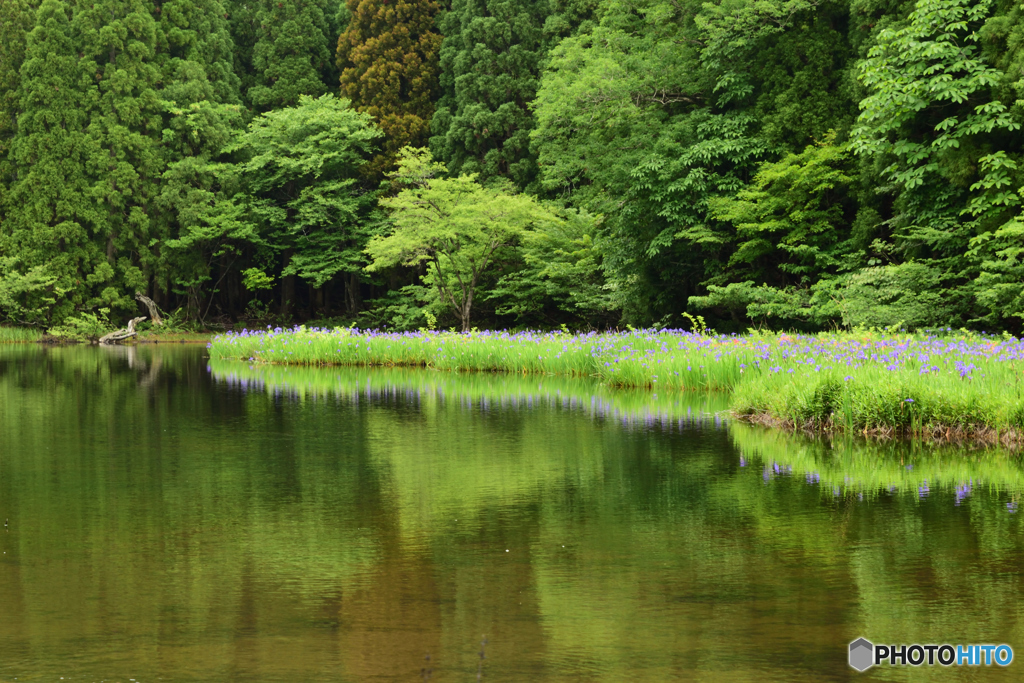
[208,326,1024,439]
[0,326,43,343]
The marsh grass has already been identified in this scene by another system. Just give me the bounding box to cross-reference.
[208,326,1024,439]
[208,356,1024,500]
[208,326,748,389]
[0,326,43,343]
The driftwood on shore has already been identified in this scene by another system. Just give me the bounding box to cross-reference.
[98,316,147,345]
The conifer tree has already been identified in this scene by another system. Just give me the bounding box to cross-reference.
[0,0,37,205]
[157,0,241,109]
[223,0,260,102]
[153,0,244,308]
[336,0,442,175]
[247,0,336,110]
[430,0,551,189]
[72,0,164,308]
[5,0,103,321]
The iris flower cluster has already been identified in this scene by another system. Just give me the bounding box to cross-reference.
[209,327,1024,398]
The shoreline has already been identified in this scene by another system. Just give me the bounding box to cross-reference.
[208,353,1024,447]
[733,411,1024,448]
[207,326,1024,447]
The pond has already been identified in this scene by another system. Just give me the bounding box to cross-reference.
[0,345,1022,681]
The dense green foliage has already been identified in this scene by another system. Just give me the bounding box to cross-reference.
[231,94,382,318]
[4,0,1024,333]
[246,0,338,110]
[366,148,562,329]
[429,0,551,189]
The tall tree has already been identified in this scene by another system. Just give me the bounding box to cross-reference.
[336,0,442,175]
[0,0,49,325]
[223,0,260,101]
[4,0,102,322]
[247,0,336,110]
[532,0,857,325]
[0,0,37,208]
[430,0,552,189]
[157,0,241,109]
[230,94,382,316]
[852,0,1022,328]
[368,148,559,330]
[690,135,865,327]
[153,0,244,310]
[73,0,164,311]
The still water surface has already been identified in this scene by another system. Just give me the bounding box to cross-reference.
[1,345,1023,682]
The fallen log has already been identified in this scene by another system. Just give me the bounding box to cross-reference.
[98,316,147,345]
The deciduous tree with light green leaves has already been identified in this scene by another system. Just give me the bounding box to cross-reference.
[488,207,613,327]
[367,148,560,330]
[852,0,1017,192]
[691,134,862,326]
[231,94,383,315]
[852,0,1024,328]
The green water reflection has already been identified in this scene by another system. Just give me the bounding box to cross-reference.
[0,346,1022,681]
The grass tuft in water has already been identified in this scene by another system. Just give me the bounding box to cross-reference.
[208,326,1024,440]
[0,326,43,343]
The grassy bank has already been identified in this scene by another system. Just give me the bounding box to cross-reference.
[0,326,43,343]
[208,326,750,389]
[208,326,1024,441]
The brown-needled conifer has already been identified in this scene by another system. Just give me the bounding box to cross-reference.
[337,0,442,175]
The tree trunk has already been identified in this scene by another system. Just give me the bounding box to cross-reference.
[135,292,162,325]
[314,285,324,318]
[280,275,295,319]
[461,290,473,332]
[346,272,361,315]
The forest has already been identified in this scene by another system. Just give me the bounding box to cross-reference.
[1,0,1023,333]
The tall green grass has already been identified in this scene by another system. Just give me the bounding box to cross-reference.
[0,326,43,343]
[208,326,1024,439]
[208,326,750,389]
[207,357,1024,500]
[728,362,1023,436]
